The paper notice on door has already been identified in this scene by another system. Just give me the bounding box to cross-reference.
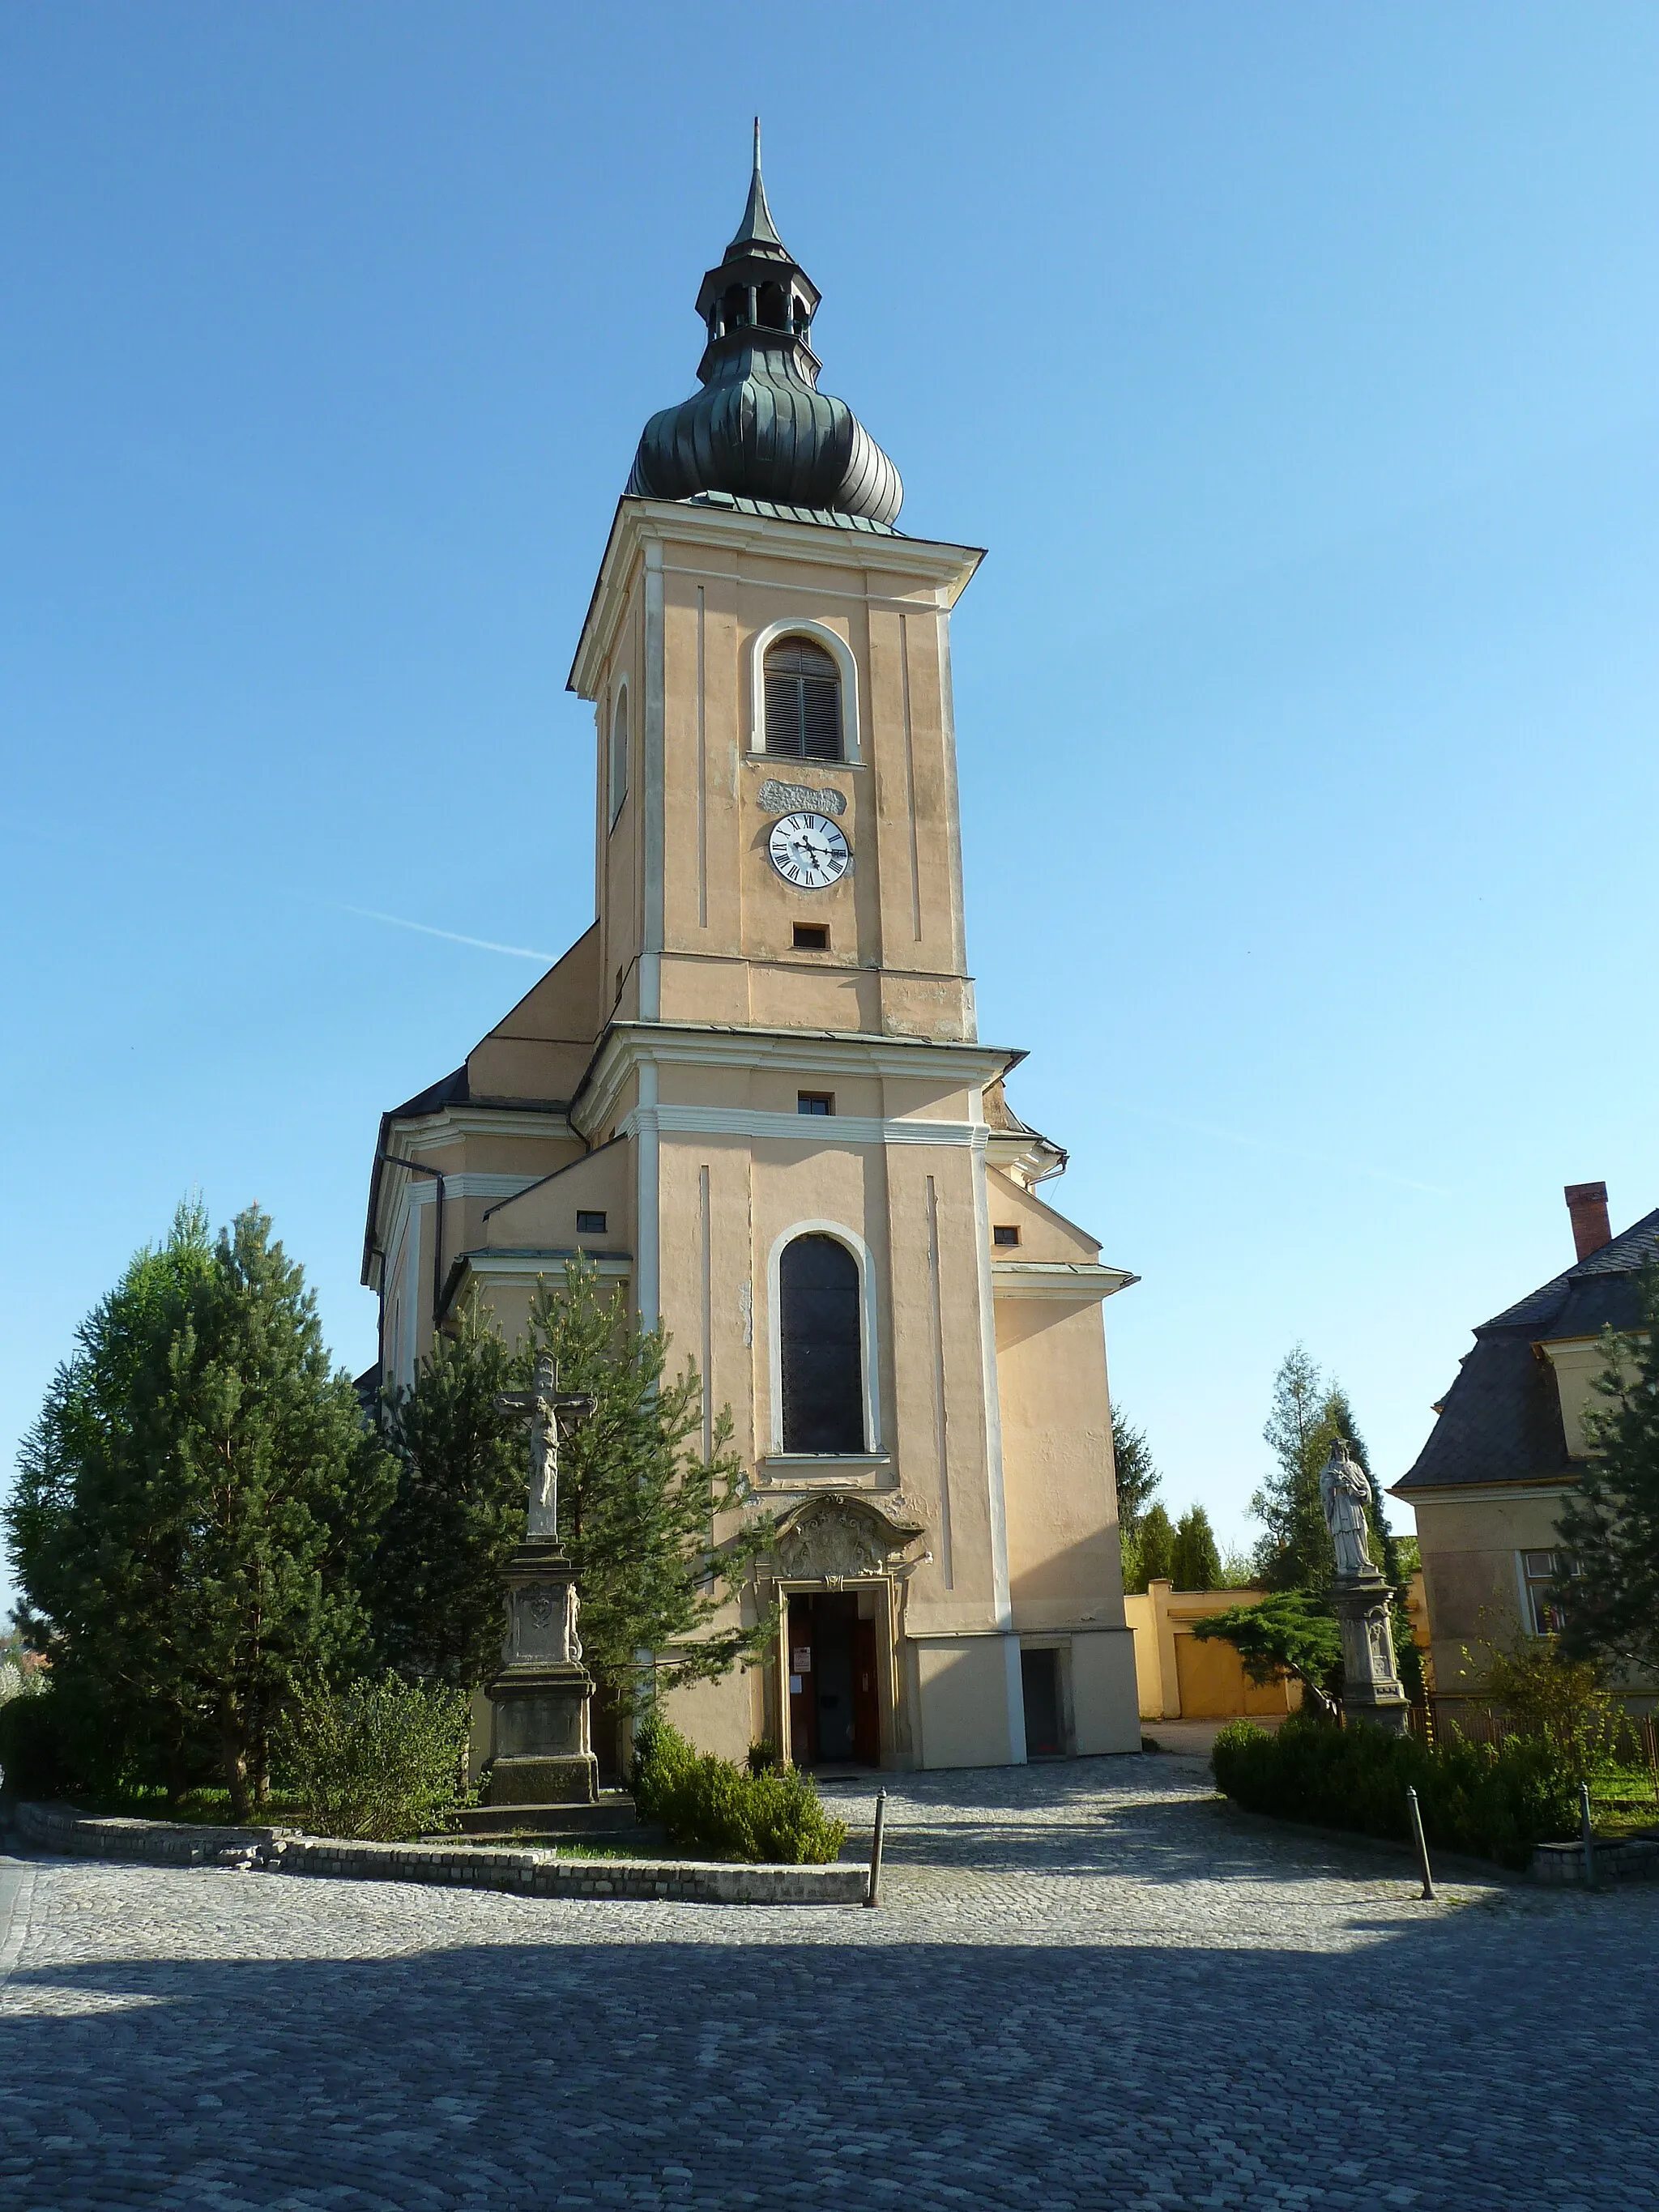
[791,1648,812,1672]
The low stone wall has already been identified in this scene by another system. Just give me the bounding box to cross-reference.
[14,1801,288,1870]
[9,1801,867,1905]
[1529,1835,1659,1886]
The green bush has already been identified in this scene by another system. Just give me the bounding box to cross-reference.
[274,1674,471,1842]
[631,1713,847,1865]
[1211,1712,1579,1869]
[0,1681,75,1799]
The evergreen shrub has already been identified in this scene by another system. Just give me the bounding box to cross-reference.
[631,1714,847,1865]
[1210,1712,1578,1869]
[275,1674,471,1842]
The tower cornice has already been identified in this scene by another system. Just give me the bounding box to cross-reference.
[567,495,984,700]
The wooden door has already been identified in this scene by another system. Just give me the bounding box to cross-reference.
[853,1616,881,1767]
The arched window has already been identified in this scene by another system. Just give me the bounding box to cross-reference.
[757,281,788,330]
[608,688,629,826]
[764,637,842,762]
[722,281,748,330]
[779,1234,864,1452]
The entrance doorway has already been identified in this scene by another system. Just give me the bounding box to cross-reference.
[787,1592,880,1767]
[1021,1646,1064,1757]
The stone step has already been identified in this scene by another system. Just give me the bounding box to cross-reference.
[448,1795,644,1842]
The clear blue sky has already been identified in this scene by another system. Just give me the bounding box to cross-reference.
[6,3,1658,1613]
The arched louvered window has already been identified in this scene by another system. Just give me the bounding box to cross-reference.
[779,1234,864,1452]
[765,637,842,762]
[608,688,629,827]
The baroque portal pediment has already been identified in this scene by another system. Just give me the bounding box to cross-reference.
[770,1493,926,1583]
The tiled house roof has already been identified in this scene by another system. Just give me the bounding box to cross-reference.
[1394,1208,1659,1495]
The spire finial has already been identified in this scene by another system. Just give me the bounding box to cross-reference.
[727,118,783,253]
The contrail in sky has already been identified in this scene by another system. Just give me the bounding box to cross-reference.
[342,905,557,963]
[1116,1102,1452,1198]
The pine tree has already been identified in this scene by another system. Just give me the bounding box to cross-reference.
[7,1202,218,1795]
[369,1297,525,1690]
[523,1259,779,1698]
[1557,1270,1659,1673]
[153,1209,394,1813]
[1170,1504,1222,1592]
[7,1205,390,1815]
[1111,1406,1161,1592]
[1252,1345,1334,1589]
[1111,1407,1161,1532]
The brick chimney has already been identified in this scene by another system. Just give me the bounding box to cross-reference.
[1565,1181,1612,1262]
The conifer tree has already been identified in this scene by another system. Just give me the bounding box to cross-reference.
[1129,1501,1175,1592]
[8,1203,217,1794]
[369,1298,524,1689]
[1170,1504,1222,1592]
[1111,1406,1161,1591]
[524,1260,778,1697]
[369,1261,778,1704]
[1251,1350,1397,1588]
[1557,1271,1659,1673]
[8,1205,391,1814]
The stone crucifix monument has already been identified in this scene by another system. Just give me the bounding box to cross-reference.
[1320,1435,1409,1733]
[484,1357,601,1807]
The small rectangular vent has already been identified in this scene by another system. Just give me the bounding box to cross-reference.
[792,923,829,950]
[576,1211,608,1235]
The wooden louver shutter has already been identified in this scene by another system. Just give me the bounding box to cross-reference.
[764,638,842,761]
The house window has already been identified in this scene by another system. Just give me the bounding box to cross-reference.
[798,1092,834,1116]
[793,923,829,951]
[608,688,629,826]
[1520,1550,1579,1634]
[576,1211,607,1236]
[779,1234,864,1452]
[993,1224,1021,1247]
[764,637,842,761]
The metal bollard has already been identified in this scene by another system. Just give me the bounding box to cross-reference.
[864,1788,888,1908]
[1580,1781,1597,1890]
[1405,1785,1436,1902]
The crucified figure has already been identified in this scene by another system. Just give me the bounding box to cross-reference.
[495,1354,597,1542]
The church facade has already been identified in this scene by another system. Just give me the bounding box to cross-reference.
[362,145,1141,1770]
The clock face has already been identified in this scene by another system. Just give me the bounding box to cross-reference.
[768,811,851,889]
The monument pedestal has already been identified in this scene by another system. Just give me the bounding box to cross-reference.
[485,1543,599,1807]
[1330,1571,1410,1733]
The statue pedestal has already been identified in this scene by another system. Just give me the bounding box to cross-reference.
[1330,1571,1410,1733]
[485,1543,598,1807]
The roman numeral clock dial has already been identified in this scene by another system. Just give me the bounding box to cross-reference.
[767,811,850,889]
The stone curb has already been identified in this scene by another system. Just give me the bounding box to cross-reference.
[9,1801,867,1905]
[1211,1798,1526,1886]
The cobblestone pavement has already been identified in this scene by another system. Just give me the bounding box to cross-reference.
[4,1751,1657,2211]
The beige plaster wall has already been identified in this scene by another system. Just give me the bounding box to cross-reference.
[1068,1630,1143,1753]
[914,1637,1019,1768]
[996,1294,1124,1632]
[1413,1489,1573,1696]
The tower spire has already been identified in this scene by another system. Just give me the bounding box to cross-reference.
[728,114,783,252]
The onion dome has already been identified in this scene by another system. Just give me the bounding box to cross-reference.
[627,126,902,529]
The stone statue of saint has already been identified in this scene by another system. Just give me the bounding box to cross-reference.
[494,1355,598,1543]
[1320,1436,1376,1580]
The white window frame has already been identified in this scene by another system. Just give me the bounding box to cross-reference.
[608,681,630,828]
[766,1220,881,1457]
[748,618,861,764]
[1515,1548,1578,1636]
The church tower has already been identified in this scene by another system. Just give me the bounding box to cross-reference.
[364,138,1141,1770]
